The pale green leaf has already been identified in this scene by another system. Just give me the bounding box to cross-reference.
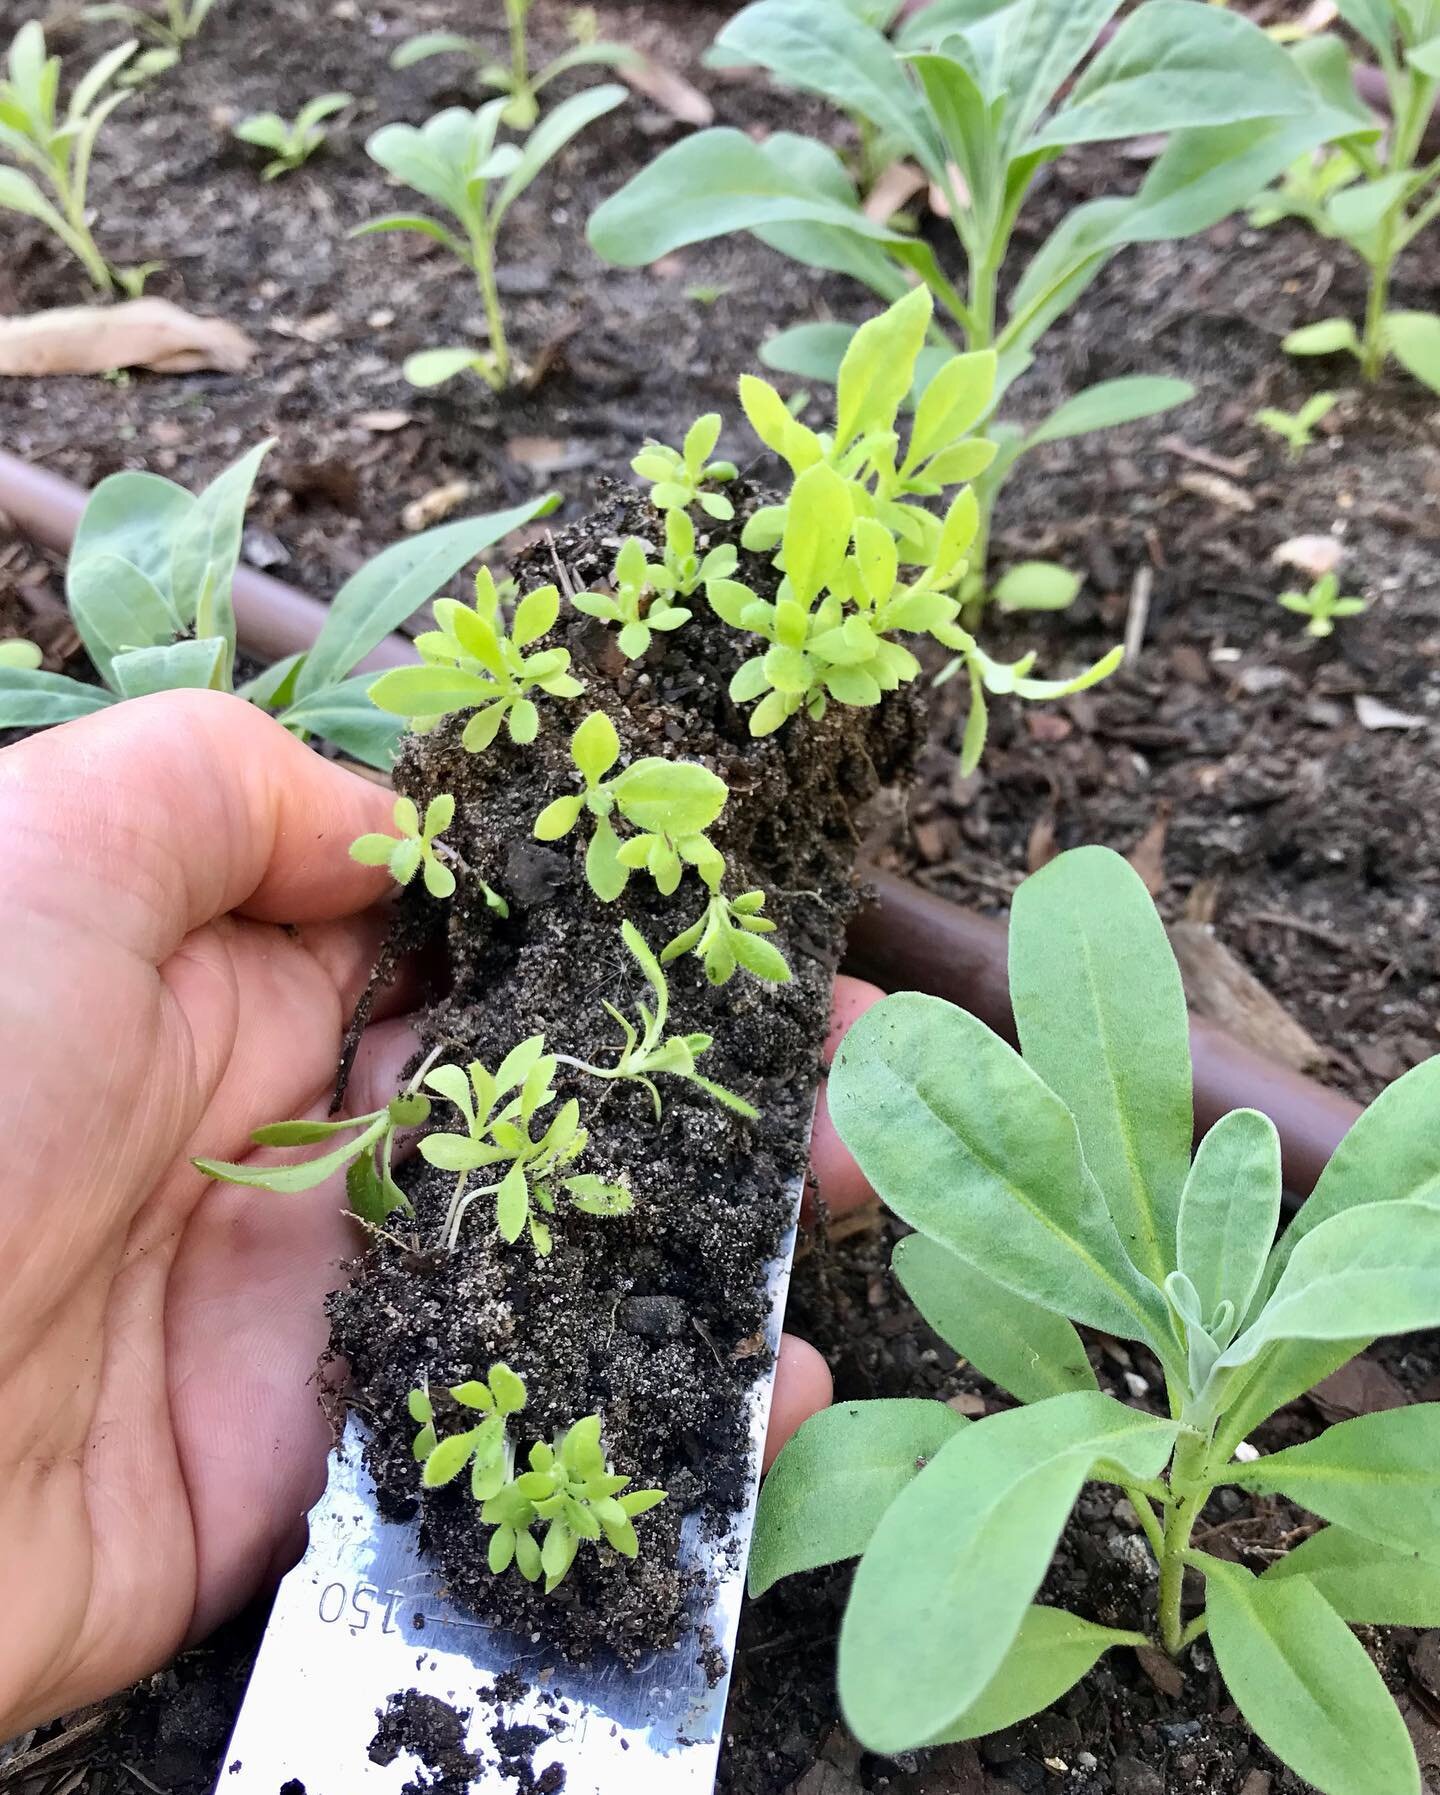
[750,1399,965,1597]
[827,991,1176,1355]
[1265,1525,1440,1628]
[893,1231,1097,1405]
[838,1392,1179,1752]
[1385,311,1440,393]
[928,1606,1142,1743]
[1203,1556,1419,1795]
[0,667,115,726]
[1177,1109,1281,1331]
[1009,846,1192,1287]
[1027,376,1194,447]
[993,561,1081,611]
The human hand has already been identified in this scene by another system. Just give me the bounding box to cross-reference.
[0,690,879,1737]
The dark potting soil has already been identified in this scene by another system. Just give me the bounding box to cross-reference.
[327,480,923,1664]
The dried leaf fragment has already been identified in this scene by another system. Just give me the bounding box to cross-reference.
[0,298,255,376]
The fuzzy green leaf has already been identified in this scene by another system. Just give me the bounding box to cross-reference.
[928,1606,1142,1744]
[751,1398,965,1597]
[838,1392,1179,1753]
[1265,1526,1440,1628]
[892,1232,1098,1406]
[1203,1556,1419,1795]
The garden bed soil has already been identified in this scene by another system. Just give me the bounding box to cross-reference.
[327,479,922,1662]
[3,0,1440,1791]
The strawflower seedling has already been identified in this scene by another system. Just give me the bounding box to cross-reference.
[195,1049,444,1227]
[409,1362,528,1501]
[1278,571,1368,639]
[533,711,728,903]
[357,90,625,389]
[0,23,142,294]
[1256,5,1440,390]
[654,505,738,599]
[369,569,584,752]
[0,437,558,768]
[420,1036,630,1254]
[755,845,1440,1795]
[632,415,739,521]
[86,0,217,53]
[593,0,1340,605]
[233,92,351,179]
[350,794,458,900]
[709,291,1121,757]
[554,920,759,1118]
[1254,390,1338,459]
[662,888,790,988]
[481,1414,668,1592]
[390,0,635,132]
[572,536,692,659]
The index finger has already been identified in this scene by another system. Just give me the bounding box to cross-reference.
[0,689,397,964]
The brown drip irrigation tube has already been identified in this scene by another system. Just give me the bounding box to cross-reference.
[1,450,1361,1199]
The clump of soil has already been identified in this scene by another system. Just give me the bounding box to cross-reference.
[328,481,923,1663]
[370,1690,482,1795]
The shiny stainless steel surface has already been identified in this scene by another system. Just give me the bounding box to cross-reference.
[217,1170,803,1793]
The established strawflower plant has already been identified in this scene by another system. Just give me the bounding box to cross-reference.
[1256,4,1440,390]
[0,23,141,294]
[0,438,556,768]
[632,415,739,521]
[233,92,351,179]
[481,1414,668,1592]
[390,0,635,132]
[409,1362,528,1500]
[554,920,758,1118]
[592,0,1350,604]
[420,1036,630,1254]
[1278,571,1368,639]
[754,845,1440,1795]
[368,569,584,751]
[350,794,458,900]
[357,90,625,389]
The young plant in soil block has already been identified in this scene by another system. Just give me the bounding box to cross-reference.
[592,0,1350,617]
[356,87,625,391]
[755,843,1440,1795]
[1254,4,1440,391]
[85,0,218,79]
[390,0,636,131]
[0,23,142,295]
[0,437,557,768]
[197,286,1123,1666]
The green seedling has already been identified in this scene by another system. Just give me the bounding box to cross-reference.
[1278,571,1368,639]
[593,0,1350,607]
[755,844,1440,1795]
[357,89,625,389]
[1254,390,1338,458]
[391,0,635,132]
[554,920,759,1118]
[1254,6,1440,390]
[350,794,458,900]
[533,711,728,903]
[572,537,692,659]
[655,505,739,599]
[368,569,584,753]
[709,291,1121,750]
[420,1036,630,1254]
[0,23,141,294]
[932,627,1125,776]
[482,1415,667,1591]
[86,0,217,53]
[632,416,739,521]
[0,438,558,769]
[195,1050,443,1227]
[409,1363,527,1501]
[233,92,351,179]
[662,888,791,988]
